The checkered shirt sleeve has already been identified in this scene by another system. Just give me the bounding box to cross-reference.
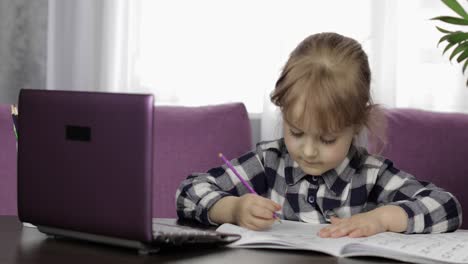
[368,158,462,234]
[175,146,267,225]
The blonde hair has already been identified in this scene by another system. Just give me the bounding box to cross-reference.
[271,32,384,141]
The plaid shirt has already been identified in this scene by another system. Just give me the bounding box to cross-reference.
[176,139,462,234]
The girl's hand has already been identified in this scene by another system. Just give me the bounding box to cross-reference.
[234,193,281,231]
[318,211,386,238]
[318,205,408,238]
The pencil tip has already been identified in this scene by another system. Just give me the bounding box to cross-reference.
[218,153,223,157]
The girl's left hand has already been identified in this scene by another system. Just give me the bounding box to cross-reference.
[318,211,386,238]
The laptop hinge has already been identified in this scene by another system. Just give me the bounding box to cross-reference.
[38,226,159,254]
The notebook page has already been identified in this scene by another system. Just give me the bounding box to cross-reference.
[343,231,468,264]
[217,220,355,256]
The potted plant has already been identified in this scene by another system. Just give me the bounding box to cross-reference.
[431,0,468,86]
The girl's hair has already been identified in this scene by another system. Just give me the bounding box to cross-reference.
[271,32,385,143]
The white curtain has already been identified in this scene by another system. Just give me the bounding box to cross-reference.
[133,0,374,141]
[47,0,139,92]
[372,0,468,112]
[48,0,468,141]
[370,0,399,108]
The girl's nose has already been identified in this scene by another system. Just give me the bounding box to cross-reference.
[302,138,319,158]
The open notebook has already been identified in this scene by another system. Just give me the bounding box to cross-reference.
[217,220,468,264]
[17,89,240,254]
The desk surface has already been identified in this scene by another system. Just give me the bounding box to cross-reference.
[1,216,402,264]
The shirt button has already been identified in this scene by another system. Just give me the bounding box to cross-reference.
[312,176,318,182]
[307,196,315,204]
[324,210,336,220]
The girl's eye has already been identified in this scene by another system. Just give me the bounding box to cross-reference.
[320,138,336,145]
[290,130,303,137]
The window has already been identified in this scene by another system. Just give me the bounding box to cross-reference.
[392,0,468,112]
[135,0,372,113]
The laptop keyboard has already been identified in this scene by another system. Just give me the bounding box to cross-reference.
[153,223,216,237]
[152,220,240,246]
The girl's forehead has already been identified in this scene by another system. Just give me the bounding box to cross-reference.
[284,118,354,138]
[284,98,316,129]
[283,99,348,135]
[283,110,322,135]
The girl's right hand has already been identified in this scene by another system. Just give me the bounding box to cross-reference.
[233,193,282,230]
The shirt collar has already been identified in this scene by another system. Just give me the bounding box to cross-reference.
[284,144,363,195]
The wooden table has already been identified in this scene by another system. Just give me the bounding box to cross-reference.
[1,216,401,264]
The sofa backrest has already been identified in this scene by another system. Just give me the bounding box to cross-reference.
[369,108,468,229]
[0,104,17,215]
[152,103,252,217]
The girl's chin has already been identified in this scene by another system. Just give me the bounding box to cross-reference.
[300,166,327,176]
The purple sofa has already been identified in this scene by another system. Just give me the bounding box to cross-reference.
[0,103,252,218]
[369,108,468,229]
[152,104,252,217]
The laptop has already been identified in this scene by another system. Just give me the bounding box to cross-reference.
[17,89,240,254]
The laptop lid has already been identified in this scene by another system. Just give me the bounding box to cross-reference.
[18,89,154,243]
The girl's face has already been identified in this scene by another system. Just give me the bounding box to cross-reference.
[283,112,356,176]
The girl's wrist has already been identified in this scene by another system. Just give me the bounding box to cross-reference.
[208,196,240,225]
[231,196,241,224]
[375,205,408,233]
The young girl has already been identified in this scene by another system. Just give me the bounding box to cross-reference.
[175,32,462,238]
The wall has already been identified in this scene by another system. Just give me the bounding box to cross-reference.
[0,0,48,104]
[0,0,266,147]
[249,114,261,149]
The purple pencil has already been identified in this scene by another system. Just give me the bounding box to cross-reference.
[218,153,281,223]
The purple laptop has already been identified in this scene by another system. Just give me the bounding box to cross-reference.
[17,89,239,254]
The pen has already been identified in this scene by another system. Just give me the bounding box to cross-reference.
[218,153,281,223]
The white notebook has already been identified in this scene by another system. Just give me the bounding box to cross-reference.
[217,220,468,264]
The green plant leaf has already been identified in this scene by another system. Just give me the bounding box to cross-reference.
[431,16,468,25]
[443,41,457,54]
[438,34,452,46]
[432,0,468,84]
[446,32,468,44]
[457,49,468,63]
[437,31,468,45]
[436,26,453,34]
[442,0,468,19]
[449,42,468,61]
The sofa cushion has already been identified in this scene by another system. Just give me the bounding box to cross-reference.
[369,108,468,228]
[153,103,252,217]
